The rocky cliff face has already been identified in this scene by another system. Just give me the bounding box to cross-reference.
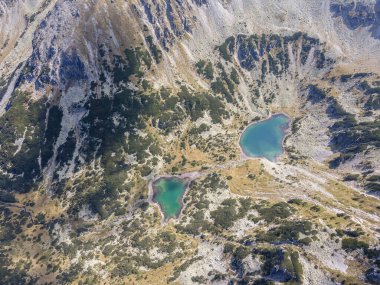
[0,1,379,284]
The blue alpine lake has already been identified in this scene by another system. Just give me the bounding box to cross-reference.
[239,114,290,161]
[152,177,187,220]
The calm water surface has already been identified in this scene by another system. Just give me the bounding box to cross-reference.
[153,177,187,219]
[240,114,290,161]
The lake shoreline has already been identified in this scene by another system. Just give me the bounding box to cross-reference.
[238,113,292,162]
[148,113,292,223]
[148,172,200,224]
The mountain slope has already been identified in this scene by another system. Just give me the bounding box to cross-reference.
[0,0,379,284]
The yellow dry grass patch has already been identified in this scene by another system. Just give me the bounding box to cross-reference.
[17,191,64,220]
[325,181,380,225]
[9,230,69,284]
[327,181,373,208]
[220,160,283,198]
[184,147,213,166]
[288,199,362,232]
[327,86,341,98]
[124,262,181,285]
[271,106,300,118]
[334,60,380,77]
[295,161,380,228]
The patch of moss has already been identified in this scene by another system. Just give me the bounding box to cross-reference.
[257,202,294,223]
[0,91,47,192]
[256,220,313,244]
[217,36,235,61]
[342,238,369,251]
[211,199,239,229]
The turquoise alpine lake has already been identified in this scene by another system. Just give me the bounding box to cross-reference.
[239,114,290,161]
[152,177,187,220]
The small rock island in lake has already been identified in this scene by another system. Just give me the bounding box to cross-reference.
[240,114,290,161]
